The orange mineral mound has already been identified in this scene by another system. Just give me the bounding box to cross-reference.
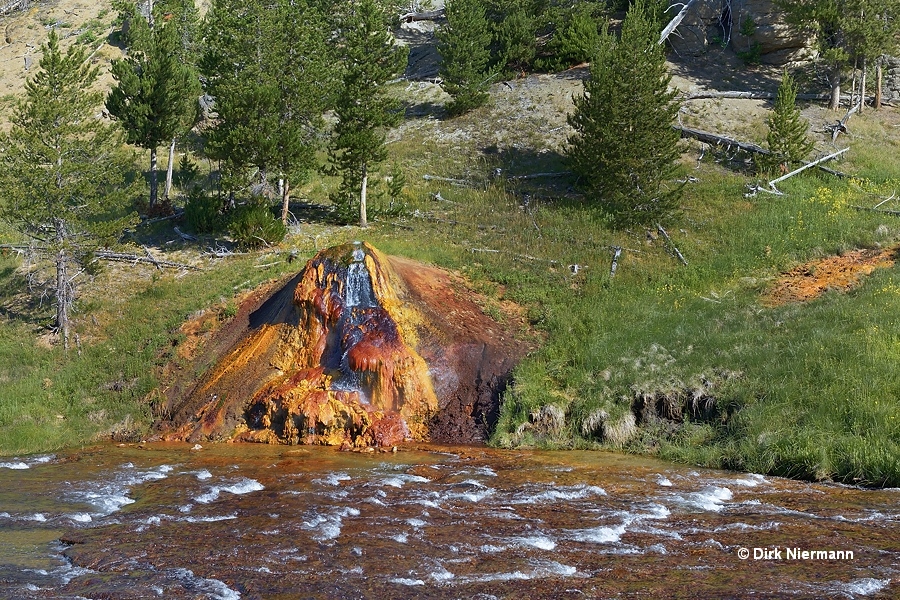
[154,242,531,446]
[764,246,897,306]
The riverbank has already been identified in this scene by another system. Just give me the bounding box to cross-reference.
[2,38,900,485]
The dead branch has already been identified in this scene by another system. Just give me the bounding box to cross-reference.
[507,171,571,180]
[139,210,183,226]
[656,224,688,266]
[851,205,900,217]
[829,99,861,143]
[173,226,198,242]
[609,246,623,278]
[659,0,699,45]
[423,174,473,186]
[95,251,200,270]
[142,245,162,270]
[767,147,849,193]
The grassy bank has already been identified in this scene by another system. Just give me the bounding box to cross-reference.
[2,75,900,485]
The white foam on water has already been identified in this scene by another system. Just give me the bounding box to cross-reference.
[303,506,360,542]
[391,533,409,543]
[569,523,627,544]
[314,472,350,486]
[365,496,386,506]
[0,461,29,469]
[645,543,668,554]
[172,568,241,600]
[182,514,238,523]
[0,512,9,518]
[194,470,213,480]
[469,571,532,582]
[656,475,674,487]
[378,473,430,488]
[446,488,495,503]
[512,535,557,551]
[708,521,781,533]
[675,486,733,512]
[644,503,670,519]
[195,478,264,504]
[429,565,455,582]
[68,513,93,523]
[390,577,425,586]
[844,578,891,596]
[514,484,607,504]
[27,513,47,522]
[407,518,426,527]
[74,463,173,516]
[732,473,767,487]
[532,560,578,577]
[480,544,506,553]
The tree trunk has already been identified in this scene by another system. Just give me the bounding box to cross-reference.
[360,164,368,228]
[859,57,867,114]
[55,245,70,352]
[281,178,291,225]
[149,146,158,209]
[164,137,176,201]
[876,58,883,110]
[829,68,842,111]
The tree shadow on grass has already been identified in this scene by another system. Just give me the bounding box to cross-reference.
[0,260,52,326]
[479,144,577,202]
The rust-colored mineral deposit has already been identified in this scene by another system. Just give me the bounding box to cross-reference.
[156,242,530,446]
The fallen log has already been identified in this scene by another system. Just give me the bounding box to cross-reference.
[851,205,900,217]
[95,251,200,270]
[674,125,848,178]
[674,125,768,155]
[684,91,833,101]
[398,9,444,22]
[659,0,698,45]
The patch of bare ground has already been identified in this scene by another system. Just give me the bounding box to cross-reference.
[763,246,898,306]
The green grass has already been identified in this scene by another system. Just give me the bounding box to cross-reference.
[1,84,899,486]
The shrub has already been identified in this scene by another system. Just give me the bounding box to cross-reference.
[183,188,223,233]
[227,202,287,249]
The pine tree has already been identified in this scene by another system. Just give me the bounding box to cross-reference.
[201,0,334,220]
[438,0,498,116]
[762,70,815,173]
[0,31,138,350]
[566,0,682,227]
[107,10,199,210]
[329,0,408,227]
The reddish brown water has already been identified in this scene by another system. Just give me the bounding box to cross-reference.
[0,443,897,599]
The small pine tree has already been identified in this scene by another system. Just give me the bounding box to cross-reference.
[328,0,408,227]
[762,70,815,173]
[438,0,498,116]
[0,31,138,350]
[107,14,199,210]
[566,0,682,227]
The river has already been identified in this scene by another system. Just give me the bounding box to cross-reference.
[0,443,897,599]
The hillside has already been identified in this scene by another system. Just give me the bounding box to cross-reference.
[1,0,900,487]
